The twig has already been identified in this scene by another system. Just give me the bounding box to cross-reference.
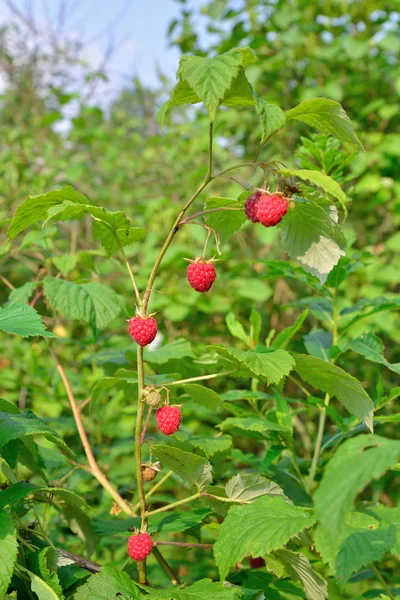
[146,492,201,517]
[156,541,213,549]
[57,548,100,573]
[152,547,180,586]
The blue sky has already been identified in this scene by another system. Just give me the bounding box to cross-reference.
[1,0,204,89]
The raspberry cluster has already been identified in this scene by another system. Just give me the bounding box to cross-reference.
[245,191,288,227]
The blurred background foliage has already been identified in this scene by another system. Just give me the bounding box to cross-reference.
[0,0,399,595]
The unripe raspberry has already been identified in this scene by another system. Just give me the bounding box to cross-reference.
[244,190,262,222]
[141,463,160,482]
[155,405,182,436]
[257,194,288,227]
[187,258,216,293]
[128,316,158,346]
[127,533,153,561]
[143,388,162,408]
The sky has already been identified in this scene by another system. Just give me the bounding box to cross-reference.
[0,0,206,91]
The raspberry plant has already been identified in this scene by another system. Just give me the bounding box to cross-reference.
[1,47,399,599]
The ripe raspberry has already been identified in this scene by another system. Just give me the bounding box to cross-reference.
[155,405,182,436]
[257,194,288,227]
[187,259,216,293]
[250,557,266,568]
[244,190,262,222]
[127,533,153,561]
[128,316,157,346]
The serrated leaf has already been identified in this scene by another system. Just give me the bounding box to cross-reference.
[255,97,285,141]
[156,79,201,127]
[280,169,347,215]
[0,410,75,458]
[7,282,36,306]
[272,310,309,350]
[212,346,294,385]
[92,221,145,258]
[151,445,212,490]
[222,70,255,107]
[293,353,374,430]
[219,417,289,433]
[226,312,251,346]
[225,474,286,502]
[214,495,315,581]
[0,510,18,599]
[7,186,88,239]
[19,566,61,600]
[43,277,121,337]
[0,302,56,337]
[188,435,232,458]
[150,508,211,535]
[146,578,240,600]
[276,549,328,600]
[366,505,400,558]
[182,384,224,410]
[144,338,194,364]
[204,197,246,246]
[348,332,400,375]
[0,481,39,508]
[335,527,396,588]
[285,98,362,148]
[52,255,77,276]
[178,49,255,120]
[69,566,142,599]
[315,435,400,546]
[279,198,346,284]
[28,547,64,599]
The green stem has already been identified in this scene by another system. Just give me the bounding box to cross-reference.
[152,547,181,586]
[146,492,201,517]
[211,160,270,179]
[118,243,141,306]
[135,345,147,584]
[370,563,395,600]
[166,371,236,386]
[307,393,330,493]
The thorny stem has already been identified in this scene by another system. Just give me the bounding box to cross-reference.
[152,547,181,586]
[370,563,395,600]
[146,492,201,517]
[48,345,134,516]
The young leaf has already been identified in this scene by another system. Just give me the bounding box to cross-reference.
[43,277,121,337]
[272,309,309,350]
[0,303,56,338]
[204,197,246,246]
[315,435,400,545]
[280,168,348,215]
[7,186,88,240]
[28,547,64,599]
[214,495,315,581]
[276,549,328,600]
[212,346,294,385]
[279,198,346,284]
[7,282,36,306]
[226,312,251,346]
[293,353,374,430]
[222,70,255,107]
[285,99,362,148]
[92,221,145,258]
[0,510,18,599]
[151,445,212,490]
[255,97,286,141]
[348,332,400,375]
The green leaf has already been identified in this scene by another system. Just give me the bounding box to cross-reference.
[225,474,286,503]
[150,508,211,535]
[212,346,294,385]
[143,338,194,364]
[146,578,240,600]
[335,527,396,588]
[67,566,142,600]
[214,495,315,581]
[7,282,36,306]
[43,277,121,337]
[7,186,88,239]
[219,417,290,434]
[222,70,255,107]
[0,481,39,508]
[303,329,332,361]
[92,221,145,258]
[0,510,18,599]
[276,549,328,600]
[0,410,75,458]
[285,99,362,148]
[226,312,251,346]
[18,566,61,600]
[280,168,347,215]
[249,308,262,346]
[293,354,374,430]
[204,197,247,246]
[182,384,224,410]
[272,310,309,350]
[315,435,400,545]
[366,505,400,558]
[188,435,232,458]
[151,445,212,490]
[52,255,77,276]
[0,302,56,337]
[279,198,346,284]
[178,48,257,120]
[28,547,64,599]
[156,80,201,127]
[255,97,286,141]
[348,333,400,375]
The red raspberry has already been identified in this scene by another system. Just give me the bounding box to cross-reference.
[257,194,288,227]
[186,259,216,293]
[128,316,158,347]
[250,557,266,568]
[244,191,262,222]
[155,405,182,436]
[127,533,153,561]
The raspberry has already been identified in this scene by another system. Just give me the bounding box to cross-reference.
[187,259,216,293]
[244,191,262,222]
[127,533,153,561]
[155,405,182,435]
[141,464,159,482]
[257,194,288,227]
[250,557,266,568]
[128,316,157,346]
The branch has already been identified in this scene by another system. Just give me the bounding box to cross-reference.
[57,549,100,573]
